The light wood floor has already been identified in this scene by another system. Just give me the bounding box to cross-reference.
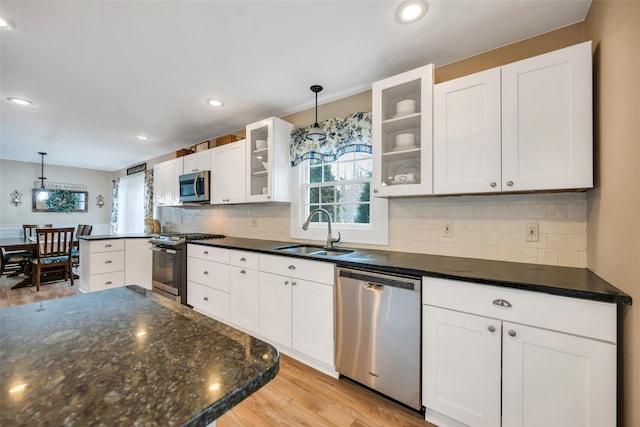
[1,274,432,427]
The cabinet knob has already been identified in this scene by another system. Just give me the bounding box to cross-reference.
[492,299,512,308]
[105,281,112,285]
[105,260,112,264]
[284,280,289,285]
[204,271,209,275]
[203,251,209,255]
[240,269,246,274]
[490,182,497,188]
[204,297,209,301]
[488,325,496,333]
[506,180,514,187]
[292,281,297,286]
[288,265,296,270]
[508,329,517,337]
[240,257,247,262]
[105,244,112,248]
[373,189,378,194]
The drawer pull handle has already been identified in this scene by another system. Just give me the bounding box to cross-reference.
[105,260,112,264]
[105,281,112,285]
[203,271,209,275]
[488,325,496,333]
[490,182,497,188]
[204,297,209,301]
[105,244,112,248]
[492,299,512,308]
[204,251,209,255]
[508,329,517,337]
[240,257,247,262]
[284,280,289,285]
[292,281,297,286]
[506,180,514,187]
[240,269,246,274]
[288,265,296,270]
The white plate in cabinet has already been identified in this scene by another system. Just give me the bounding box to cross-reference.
[188,280,230,322]
[89,239,124,253]
[187,257,230,293]
[89,251,125,275]
[372,63,434,197]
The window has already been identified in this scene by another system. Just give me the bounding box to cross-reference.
[115,174,145,234]
[291,152,388,245]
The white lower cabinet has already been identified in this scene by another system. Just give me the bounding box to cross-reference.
[229,265,260,333]
[259,271,292,347]
[79,239,126,292]
[124,239,152,289]
[188,280,230,321]
[187,245,230,321]
[422,277,617,427]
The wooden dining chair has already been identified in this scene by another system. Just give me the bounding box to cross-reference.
[30,227,75,291]
[23,224,53,240]
[0,225,52,277]
[72,224,93,269]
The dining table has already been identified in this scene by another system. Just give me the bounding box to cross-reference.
[0,237,78,289]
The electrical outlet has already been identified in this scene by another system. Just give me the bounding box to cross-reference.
[443,221,453,238]
[526,222,539,242]
[251,217,258,227]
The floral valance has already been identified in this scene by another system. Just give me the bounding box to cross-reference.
[290,111,372,166]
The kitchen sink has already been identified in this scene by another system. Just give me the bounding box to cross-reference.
[273,244,353,257]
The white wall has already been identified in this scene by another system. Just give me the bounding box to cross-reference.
[0,159,112,237]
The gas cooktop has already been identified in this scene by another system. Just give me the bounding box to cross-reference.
[149,232,225,246]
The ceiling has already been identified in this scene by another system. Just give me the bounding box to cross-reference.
[0,0,591,172]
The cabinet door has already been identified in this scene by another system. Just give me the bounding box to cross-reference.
[502,321,616,427]
[171,158,184,206]
[183,154,197,173]
[423,305,501,427]
[259,271,292,347]
[292,279,334,366]
[501,41,592,191]
[372,63,434,197]
[153,161,173,206]
[434,68,502,194]
[229,266,259,333]
[124,239,152,289]
[211,140,246,204]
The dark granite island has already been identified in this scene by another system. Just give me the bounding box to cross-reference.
[0,286,279,426]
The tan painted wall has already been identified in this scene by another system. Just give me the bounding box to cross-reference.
[584,1,640,426]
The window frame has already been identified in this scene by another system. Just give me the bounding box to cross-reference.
[290,154,388,246]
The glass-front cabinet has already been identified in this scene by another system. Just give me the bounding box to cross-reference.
[246,116,294,203]
[372,63,434,197]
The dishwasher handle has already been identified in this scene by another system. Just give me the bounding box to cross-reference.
[363,282,385,292]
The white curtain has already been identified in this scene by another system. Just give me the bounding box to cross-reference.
[116,173,145,234]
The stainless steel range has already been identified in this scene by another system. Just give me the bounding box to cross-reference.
[149,232,225,305]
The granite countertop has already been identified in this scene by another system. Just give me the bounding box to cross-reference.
[191,236,632,305]
[0,286,279,426]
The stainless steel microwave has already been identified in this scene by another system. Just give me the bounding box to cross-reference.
[178,171,210,203]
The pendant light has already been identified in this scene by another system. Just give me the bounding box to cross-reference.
[36,152,49,201]
[307,85,326,142]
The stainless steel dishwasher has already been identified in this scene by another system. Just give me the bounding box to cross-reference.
[335,267,422,411]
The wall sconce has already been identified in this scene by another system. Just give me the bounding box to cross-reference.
[9,190,22,207]
[96,194,105,208]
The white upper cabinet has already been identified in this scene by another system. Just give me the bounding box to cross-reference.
[153,157,183,206]
[372,64,434,197]
[211,140,246,204]
[501,41,593,191]
[183,150,211,173]
[433,41,593,195]
[246,117,294,203]
[434,67,502,194]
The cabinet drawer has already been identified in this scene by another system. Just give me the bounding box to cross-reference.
[423,277,616,343]
[229,250,259,270]
[187,244,229,263]
[90,271,125,291]
[187,257,230,292]
[89,239,125,253]
[89,251,125,275]
[188,280,230,321]
[260,254,334,284]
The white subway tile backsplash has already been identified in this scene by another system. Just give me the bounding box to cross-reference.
[158,192,587,268]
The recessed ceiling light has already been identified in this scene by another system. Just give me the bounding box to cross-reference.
[7,97,34,106]
[396,0,428,23]
[137,135,149,141]
[207,99,224,107]
[0,16,16,29]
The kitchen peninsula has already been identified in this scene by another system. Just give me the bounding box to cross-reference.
[0,286,279,426]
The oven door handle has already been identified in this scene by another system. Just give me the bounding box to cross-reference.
[152,247,177,254]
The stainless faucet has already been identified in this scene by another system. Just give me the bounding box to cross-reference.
[302,208,341,249]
